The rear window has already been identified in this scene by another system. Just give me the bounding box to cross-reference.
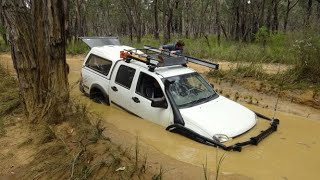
[86,54,112,76]
[115,65,136,89]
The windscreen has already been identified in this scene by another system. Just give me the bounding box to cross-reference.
[167,72,217,108]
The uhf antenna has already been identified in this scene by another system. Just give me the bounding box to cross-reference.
[272,63,283,119]
[273,89,281,119]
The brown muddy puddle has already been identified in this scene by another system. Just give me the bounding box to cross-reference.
[69,71,320,180]
[1,53,319,179]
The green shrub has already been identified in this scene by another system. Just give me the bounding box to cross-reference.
[287,34,320,84]
[66,40,89,55]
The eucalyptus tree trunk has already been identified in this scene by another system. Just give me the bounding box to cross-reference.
[163,0,172,43]
[284,0,300,32]
[306,0,313,27]
[215,0,221,46]
[1,0,69,123]
[153,0,160,39]
[272,0,279,32]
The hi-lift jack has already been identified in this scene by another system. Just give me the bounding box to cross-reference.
[120,45,219,72]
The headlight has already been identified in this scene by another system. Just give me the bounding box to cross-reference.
[213,134,230,143]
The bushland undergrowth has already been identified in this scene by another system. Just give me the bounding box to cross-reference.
[8,31,318,87]
[0,64,154,179]
[121,32,320,90]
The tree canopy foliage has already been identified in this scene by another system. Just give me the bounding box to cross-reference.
[65,0,320,43]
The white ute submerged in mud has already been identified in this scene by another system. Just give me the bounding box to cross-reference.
[80,37,279,152]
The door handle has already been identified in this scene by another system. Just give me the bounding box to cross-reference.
[111,86,118,92]
[132,97,140,103]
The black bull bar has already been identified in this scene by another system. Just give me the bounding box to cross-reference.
[166,112,280,152]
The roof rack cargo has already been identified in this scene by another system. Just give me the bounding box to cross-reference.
[120,45,219,72]
[144,45,219,70]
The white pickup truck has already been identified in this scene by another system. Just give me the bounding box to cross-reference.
[80,37,279,152]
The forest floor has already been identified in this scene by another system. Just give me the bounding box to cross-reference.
[0,53,319,179]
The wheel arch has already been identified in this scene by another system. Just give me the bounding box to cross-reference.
[89,84,110,105]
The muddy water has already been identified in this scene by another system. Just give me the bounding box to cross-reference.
[69,67,320,180]
[2,54,320,179]
[77,98,320,179]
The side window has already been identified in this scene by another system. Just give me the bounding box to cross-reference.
[136,72,164,99]
[115,65,136,89]
[86,54,112,76]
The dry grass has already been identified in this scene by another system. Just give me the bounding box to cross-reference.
[12,100,155,179]
[0,64,20,117]
[0,64,155,179]
[0,64,20,136]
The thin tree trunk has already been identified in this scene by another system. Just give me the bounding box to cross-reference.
[220,23,228,40]
[266,1,272,32]
[284,0,291,32]
[185,1,190,39]
[2,0,69,123]
[235,0,240,40]
[259,0,266,28]
[163,0,172,43]
[215,0,221,46]
[284,0,300,32]
[154,0,159,39]
[272,0,279,32]
[306,0,313,27]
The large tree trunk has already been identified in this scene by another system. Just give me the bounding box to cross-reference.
[1,0,69,123]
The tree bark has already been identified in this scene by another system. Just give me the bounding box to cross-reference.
[1,0,69,123]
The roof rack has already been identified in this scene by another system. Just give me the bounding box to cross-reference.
[144,45,219,70]
[120,45,219,72]
[120,48,187,72]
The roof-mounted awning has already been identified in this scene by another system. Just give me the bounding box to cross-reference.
[79,37,121,48]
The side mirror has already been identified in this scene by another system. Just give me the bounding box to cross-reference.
[151,97,168,109]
